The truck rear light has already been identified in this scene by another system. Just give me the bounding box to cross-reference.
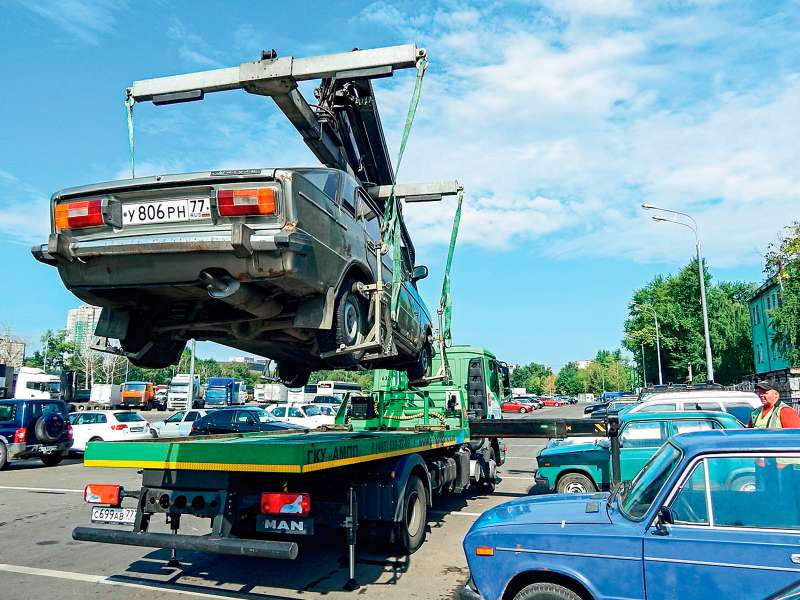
[13,427,26,443]
[217,188,276,216]
[84,484,123,505]
[110,424,127,430]
[475,546,494,556]
[55,199,105,231]
[260,492,311,516]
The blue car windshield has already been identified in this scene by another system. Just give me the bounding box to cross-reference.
[619,442,681,520]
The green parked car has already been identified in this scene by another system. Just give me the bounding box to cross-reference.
[533,411,743,494]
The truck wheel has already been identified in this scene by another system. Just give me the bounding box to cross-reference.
[41,453,63,467]
[480,447,498,493]
[514,582,582,600]
[0,442,8,470]
[394,475,427,555]
[556,473,596,494]
[276,362,311,388]
[406,341,432,383]
[327,277,367,367]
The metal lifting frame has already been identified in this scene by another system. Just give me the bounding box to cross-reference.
[129,44,463,371]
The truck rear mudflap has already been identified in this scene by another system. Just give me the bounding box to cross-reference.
[72,527,298,560]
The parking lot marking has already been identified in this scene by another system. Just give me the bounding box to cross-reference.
[0,485,83,493]
[0,563,252,599]
[430,510,482,517]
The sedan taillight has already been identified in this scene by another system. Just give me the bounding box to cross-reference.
[217,188,276,216]
[55,199,105,231]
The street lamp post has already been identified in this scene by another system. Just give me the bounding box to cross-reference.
[634,303,663,385]
[642,204,714,382]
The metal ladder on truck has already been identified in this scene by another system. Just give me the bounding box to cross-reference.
[126,43,462,378]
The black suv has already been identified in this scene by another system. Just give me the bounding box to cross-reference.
[0,399,72,468]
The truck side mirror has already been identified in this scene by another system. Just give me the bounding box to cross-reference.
[411,265,429,282]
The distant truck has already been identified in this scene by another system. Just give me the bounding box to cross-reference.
[204,377,245,408]
[254,383,289,405]
[167,374,202,410]
[13,367,62,400]
[89,384,122,409]
[120,381,156,410]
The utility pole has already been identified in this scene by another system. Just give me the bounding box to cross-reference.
[633,304,663,385]
[641,341,647,387]
[688,363,693,384]
[188,339,196,407]
[642,204,714,382]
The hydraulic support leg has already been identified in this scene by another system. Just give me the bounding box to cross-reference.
[343,486,360,591]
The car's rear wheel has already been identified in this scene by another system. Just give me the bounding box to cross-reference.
[0,442,8,470]
[513,582,582,600]
[276,362,311,388]
[518,406,527,413]
[394,475,427,555]
[406,340,432,383]
[556,473,596,494]
[326,278,368,367]
[41,453,63,467]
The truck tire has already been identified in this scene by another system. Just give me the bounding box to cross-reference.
[514,583,582,600]
[394,475,427,555]
[326,277,367,367]
[556,473,596,494]
[0,442,8,470]
[35,413,65,443]
[276,362,311,388]
[41,453,63,467]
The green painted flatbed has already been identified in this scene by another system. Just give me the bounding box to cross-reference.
[84,427,470,473]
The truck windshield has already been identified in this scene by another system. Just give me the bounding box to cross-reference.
[171,384,188,391]
[206,388,227,403]
[619,442,682,520]
[125,383,146,391]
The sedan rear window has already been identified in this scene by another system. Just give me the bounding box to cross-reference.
[299,169,340,200]
[114,412,145,422]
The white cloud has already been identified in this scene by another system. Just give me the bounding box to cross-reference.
[9,0,127,45]
[0,168,51,244]
[168,19,224,68]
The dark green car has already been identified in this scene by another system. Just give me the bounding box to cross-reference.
[534,411,743,494]
[32,168,433,386]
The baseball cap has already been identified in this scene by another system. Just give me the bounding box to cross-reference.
[755,380,776,392]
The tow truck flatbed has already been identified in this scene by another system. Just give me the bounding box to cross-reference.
[84,427,469,473]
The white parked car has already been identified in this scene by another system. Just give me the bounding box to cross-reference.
[149,409,208,438]
[626,390,760,424]
[267,403,335,428]
[68,410,152,452]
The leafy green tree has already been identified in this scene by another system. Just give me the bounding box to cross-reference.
[624,259,755,385]
[24,329,75,373]
[555,362,586,395]
[511,362,553,394]
[764,221,800,364]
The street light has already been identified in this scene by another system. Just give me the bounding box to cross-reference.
[633,303,663,385]
[642,204,714,382]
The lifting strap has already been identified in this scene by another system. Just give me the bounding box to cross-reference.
[382,56,428,318]
[439,188,463,345]
[125,91,135,178]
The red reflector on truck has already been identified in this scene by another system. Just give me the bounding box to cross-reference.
[260,492,311,516]
[84,484,123,505]
[55,199,105,231]
[217,188,276,216]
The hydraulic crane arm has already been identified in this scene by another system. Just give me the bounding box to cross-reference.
[128,44,426,188]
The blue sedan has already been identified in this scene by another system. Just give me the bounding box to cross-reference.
[462,429,800,600]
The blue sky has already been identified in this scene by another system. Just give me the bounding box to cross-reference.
[1,0,797,369]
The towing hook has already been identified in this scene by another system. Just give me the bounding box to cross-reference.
[199,271,239,297]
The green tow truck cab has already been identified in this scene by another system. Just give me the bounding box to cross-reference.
[73,345,510,589]
[534,411,743,494]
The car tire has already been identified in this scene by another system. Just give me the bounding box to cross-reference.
[730,473,756,492]
[35,413,66,443]
[0,442,8,470]
[406,340,432,383]
[518,406,527,414]
[276,362,312,388]
[556,473,596,494]
[394,475,427,555]
[41,453,63,467]
[513,582,582,600]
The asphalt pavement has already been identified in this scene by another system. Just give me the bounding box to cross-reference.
[0,404,585,599]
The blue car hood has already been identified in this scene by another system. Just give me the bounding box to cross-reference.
[471,493,612,531]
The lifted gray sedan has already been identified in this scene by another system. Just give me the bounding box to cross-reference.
[33,167,433,386]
